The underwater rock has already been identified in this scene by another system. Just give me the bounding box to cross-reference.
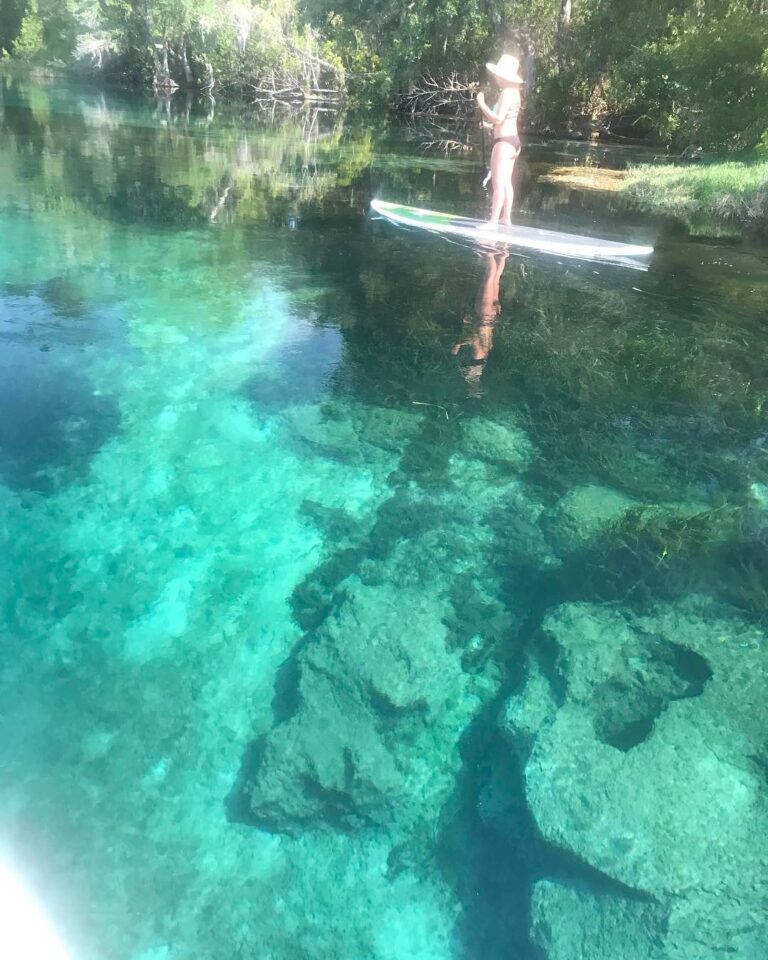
[359,405,424,454]
[575,435,708,504]
[543,484,636,552]
[240,580,496,835]
[543,483,713,555]
[749,481,768,509]
[458,417,533,468]
[502,668,557,750]
[503,597,768,960]
[286,401,421,462]
[40,273,87,318]
[487,494,559,572]
[300,500,362,548]
[530,880,666,960]
[287,403,362,459]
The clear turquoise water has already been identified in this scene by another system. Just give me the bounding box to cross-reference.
[2,75,768,960]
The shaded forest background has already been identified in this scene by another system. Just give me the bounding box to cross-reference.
[2,0,768,150]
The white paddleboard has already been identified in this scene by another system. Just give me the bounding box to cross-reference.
[371,199,654,268]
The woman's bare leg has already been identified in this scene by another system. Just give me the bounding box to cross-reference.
[488,145,506,225]
[480,143,518,228]
[500,158,517,226]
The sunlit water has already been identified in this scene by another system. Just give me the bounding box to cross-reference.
[1,75,768,960]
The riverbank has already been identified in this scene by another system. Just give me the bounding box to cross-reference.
[532,158,768,231]
[624,159,768,229]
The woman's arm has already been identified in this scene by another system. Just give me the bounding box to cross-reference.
[476,92,502,125]
[476,89,513,126]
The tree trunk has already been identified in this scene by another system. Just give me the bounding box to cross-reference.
[153,41,171,88]
[201,57,215,93]
[179,36,193,86]
[557,0,572,71]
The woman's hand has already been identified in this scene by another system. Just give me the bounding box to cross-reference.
[476,91,485,107]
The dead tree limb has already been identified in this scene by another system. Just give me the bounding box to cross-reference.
[395,72,476,118]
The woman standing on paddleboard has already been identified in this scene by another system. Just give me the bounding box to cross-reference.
[476,54,524,228]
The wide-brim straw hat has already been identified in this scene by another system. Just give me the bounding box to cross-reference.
[486,54,524,85]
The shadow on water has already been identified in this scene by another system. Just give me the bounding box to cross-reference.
[241,326,344,413]
[0,347,120,493]
[438,699,662,960]
[0,291,120,493]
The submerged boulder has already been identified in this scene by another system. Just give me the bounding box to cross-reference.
[238,580,497,835]
[542,482,712,554]
[530,880,666,960]
[542,484,636,552]
[503,597,768,960]
[459,416,533,468]
[285,401,422,462]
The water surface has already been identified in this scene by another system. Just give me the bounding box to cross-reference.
[1,75,767,960]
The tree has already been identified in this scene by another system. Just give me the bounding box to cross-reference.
[0,0,28,55]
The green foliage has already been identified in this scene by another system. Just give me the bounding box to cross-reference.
[301,0,490,92]
[2,0,343,93]
[605,6,768,149]
[625,158,768,226]
[562,498,768,619]
[12,6,44,59]
[0,0,29,55]
[665,9,768,149]
[3,0,768,149]
[8,0,83,61]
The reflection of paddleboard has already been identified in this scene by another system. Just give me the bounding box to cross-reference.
[371,199,654,267]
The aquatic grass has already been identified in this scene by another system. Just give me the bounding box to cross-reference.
[588,505,768,619]
[624,159,768,227]
[338,217,768,501]
[475,261,768,504]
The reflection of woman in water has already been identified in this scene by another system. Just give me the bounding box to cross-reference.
[476,54,524,228]
[452,250,508,391]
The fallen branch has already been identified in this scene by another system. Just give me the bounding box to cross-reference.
[284,39,344,79]
[395,71,476,118]
[420,137,472,154]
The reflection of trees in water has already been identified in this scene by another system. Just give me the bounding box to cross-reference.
[399,114,479,156]
[0,77,374,226]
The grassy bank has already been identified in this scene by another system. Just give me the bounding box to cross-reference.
[624,159,768,227]
[530,157,768,231]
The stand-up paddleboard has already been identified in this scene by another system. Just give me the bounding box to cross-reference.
[371,199,654,268]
